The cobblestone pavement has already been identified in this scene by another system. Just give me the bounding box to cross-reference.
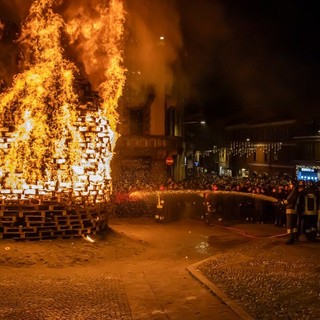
[0,272,132,320]
[197,229,320,320]
[0,218,241,320]
[2,218,318,320]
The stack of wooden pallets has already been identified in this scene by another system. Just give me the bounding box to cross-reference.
[0,107,113,241]
[0,200,107,240]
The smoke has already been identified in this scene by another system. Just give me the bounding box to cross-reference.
[0,0,33,23]
[1,1,70,87]
[2,0,316,125]
[177,0,232,119]
[0,0,117,90]
[0,1,33,86]
[124,0,183,99]
[0,0,183,102]
[60,0,116,88]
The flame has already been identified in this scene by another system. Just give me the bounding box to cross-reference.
[65,0,126,134]
[0,0,126,204]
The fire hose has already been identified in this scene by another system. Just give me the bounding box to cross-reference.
[216,225,287,239]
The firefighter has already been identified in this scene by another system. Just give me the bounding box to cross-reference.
[316,182,320,238]
[303,181,318,241]
[318,183,320,238]
[285,180,304,244]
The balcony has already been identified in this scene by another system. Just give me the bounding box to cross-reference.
[116,135,183,159]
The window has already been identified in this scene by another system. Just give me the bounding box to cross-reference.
[130,109,143,135]
[166,107,175,136]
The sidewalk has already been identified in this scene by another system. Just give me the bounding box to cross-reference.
[110,218,244,320]
[185,221,320,320]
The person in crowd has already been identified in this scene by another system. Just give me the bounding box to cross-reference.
[285,180,304,244]
[274,185,287,227]
[253,186,263,223]
[113,168,318,237]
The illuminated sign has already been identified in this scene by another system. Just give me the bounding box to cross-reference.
[296,165,320,181]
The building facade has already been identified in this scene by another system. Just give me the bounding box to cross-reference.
[224,116,320,180]
[111,35,186,188]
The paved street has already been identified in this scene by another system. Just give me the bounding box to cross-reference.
[0,218,242,320]
[0,271,131,320]
[0,217,319,319]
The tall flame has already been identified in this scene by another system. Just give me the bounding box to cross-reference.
[65,0,126,135]
[0,0,126,204]
[0,0,80,188]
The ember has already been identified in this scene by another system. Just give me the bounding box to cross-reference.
[0,0,126,240]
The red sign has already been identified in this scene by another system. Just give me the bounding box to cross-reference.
[166,156,174,166]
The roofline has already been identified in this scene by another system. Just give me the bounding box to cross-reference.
[225,119,296,130]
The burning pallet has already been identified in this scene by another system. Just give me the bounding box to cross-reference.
[0,109,113,240]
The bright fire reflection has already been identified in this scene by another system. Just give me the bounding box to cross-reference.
[0,0,126,205]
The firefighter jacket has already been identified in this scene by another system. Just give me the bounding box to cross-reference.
[317,189,320,225]
[301,186,318,237]
[285,187,299,215]
[302,187,317,217]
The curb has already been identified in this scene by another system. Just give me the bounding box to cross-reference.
[187,257,254,320]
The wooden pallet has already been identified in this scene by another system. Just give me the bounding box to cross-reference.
[0,201,105,240]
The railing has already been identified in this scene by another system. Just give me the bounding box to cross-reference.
[118,135,183,151]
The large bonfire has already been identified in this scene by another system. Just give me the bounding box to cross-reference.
[0,0,126,205]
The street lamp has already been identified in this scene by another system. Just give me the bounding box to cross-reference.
[183,120,206,125]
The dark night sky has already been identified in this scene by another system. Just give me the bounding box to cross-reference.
[177,0,320,126]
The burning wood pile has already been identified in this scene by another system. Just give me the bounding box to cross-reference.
[0,110,113,240]
[0,0,126,240]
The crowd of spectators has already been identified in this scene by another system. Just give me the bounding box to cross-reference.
[160,174,294,197]
[112,172,297,222]
[114,172,295,200]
